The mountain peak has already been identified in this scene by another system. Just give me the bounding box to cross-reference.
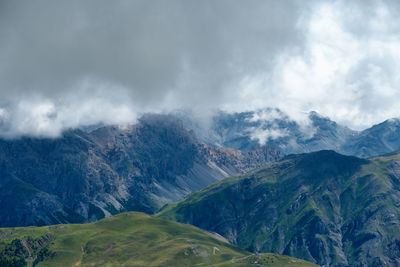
[308,111,336,125]
[384,117,400,125]
[278,150,368,182]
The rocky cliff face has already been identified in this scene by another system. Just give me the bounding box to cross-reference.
[160,150,400,267]
[0,114,280,227]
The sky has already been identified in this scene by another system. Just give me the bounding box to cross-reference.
[1,0,400,137]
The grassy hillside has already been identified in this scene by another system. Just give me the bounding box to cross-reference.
[0,212,317,267]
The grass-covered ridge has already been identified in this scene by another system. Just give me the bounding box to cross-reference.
[0,212,317,267]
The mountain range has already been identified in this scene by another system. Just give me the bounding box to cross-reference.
[207,109,400,158]
[3,109,400,228]
[0,113,280,227]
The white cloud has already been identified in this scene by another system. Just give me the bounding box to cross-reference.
[0,80,138,138]
[248,109,286,123]
[249,127,288,145]
[227,0,400,131]
[245,109,291,145]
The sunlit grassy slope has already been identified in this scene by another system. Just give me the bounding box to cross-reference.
[0,212,317,267]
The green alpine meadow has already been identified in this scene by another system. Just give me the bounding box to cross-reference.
[0,212,317,267]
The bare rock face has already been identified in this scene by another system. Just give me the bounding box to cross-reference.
[160,150,400,267]
[0,114,281,227]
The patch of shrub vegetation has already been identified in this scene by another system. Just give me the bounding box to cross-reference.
[0,235,55,267]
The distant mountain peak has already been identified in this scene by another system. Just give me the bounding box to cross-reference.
[384,117,400,125]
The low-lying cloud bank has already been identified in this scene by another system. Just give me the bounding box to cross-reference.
[0,0,400,137]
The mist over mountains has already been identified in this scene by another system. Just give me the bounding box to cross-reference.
[2,1,400,138]
[183,108,400,158]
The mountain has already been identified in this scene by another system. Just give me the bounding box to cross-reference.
[343,118,400,158]
[208,109,400,158]
[209,109,356,154]
[0,212,318,267]
[160,150,400,266]
[0,114,280,227]
[303,112,356,153]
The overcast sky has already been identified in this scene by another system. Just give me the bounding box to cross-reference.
[1,0,400,137]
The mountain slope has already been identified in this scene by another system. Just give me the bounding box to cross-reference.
[343,118,400,158]
[160,150,400,266]
[0,212,317,267]
[0,114,280,227]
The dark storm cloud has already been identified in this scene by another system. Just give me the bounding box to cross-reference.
[0,0,313,136]
[0,0,306,103]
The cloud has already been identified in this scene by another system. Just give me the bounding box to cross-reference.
[231,0,400,130]
[246,109,291,145]
[0,0,314,137]
[0,0,400,136]
[0,79,137,137]
[249,127,289,145]
[248,109,287,123]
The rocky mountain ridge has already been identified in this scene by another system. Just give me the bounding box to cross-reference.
[0,114,280,227]
[206,109,400,158]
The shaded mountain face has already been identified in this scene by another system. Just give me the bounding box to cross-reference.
[0,212,318,267]
[207,109,400,158]
[0,114,280,227]
[342,118,400,158]
[160,150,400,267]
